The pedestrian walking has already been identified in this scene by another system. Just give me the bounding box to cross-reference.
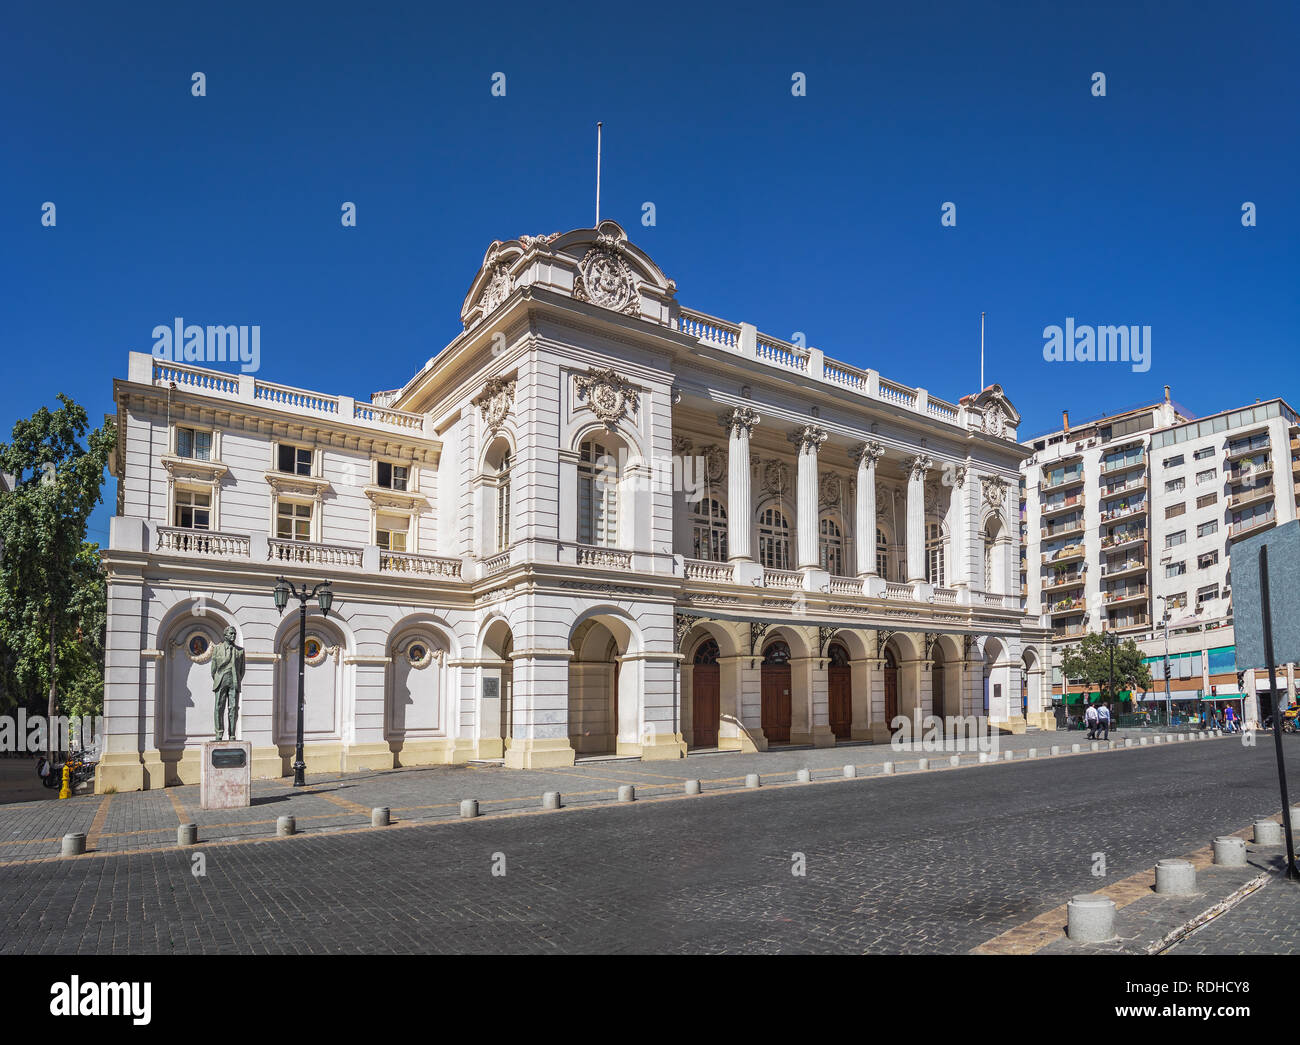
[1224,705,1236,733]
[1084,701,1099,740]
[1098,701,1111,741]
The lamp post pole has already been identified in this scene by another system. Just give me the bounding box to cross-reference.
[1103,630,1118,728]
[273,577,334,787]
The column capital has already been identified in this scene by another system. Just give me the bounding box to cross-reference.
[910,454,934,481]
[788,424,829,454]
[719,406,761,436]
[852,440,886,469]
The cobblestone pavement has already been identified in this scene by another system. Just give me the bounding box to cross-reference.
[0,732,1294,954]
[0,729,1230,862]
[1167,855,1300,955]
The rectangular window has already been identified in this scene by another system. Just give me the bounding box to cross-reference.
[174,488,211,529]
[1198,549,1219,569]
[1197,519,1219,538]
[1197,584,1219,606]
[278,444,312,476]
[1164,503,1185,520]
[376,512,409,552]
[1196,468,1216,485]
[1167,592,1187,610]
[1163,454,1184,468]
[1164,477,1185,493]
[1196,493,1217,509]
[1165,561,1186,578]
[1193,446,1215,460]
[176,427,212,461]
[376,461,408,491]
[275,500,312,541]
[578,441,618,547]
[1165,530,1186,549]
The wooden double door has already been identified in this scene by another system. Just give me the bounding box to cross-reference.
[760,640,793,742]
[692,664,720,747]
[883,647,899,725]
[827,642,852,740]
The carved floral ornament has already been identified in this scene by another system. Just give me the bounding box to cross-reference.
[788,424,829,455]
[575,367,640,428]
[981,473,1009,508]
[718,406,760,437]
[853,440,885,469]
[472,375,516,432]
[910,454,934,481]
[573,238,640,315]
[762,460,791,498]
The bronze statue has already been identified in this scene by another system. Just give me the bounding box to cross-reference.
[211,626,246,740]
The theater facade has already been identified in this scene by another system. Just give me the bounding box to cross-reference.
[96,222,1052,792]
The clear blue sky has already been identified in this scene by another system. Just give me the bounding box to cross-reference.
[2,0,1296,547]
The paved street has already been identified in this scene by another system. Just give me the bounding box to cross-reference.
[0,733,1295,954]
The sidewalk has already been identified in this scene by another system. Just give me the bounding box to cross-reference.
[0,730,1236,865]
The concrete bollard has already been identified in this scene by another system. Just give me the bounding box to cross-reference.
[1090,741,1099,752]
[460,799,479,818]
[881,762,894,775]
[1165,733,1174,743]
[1071,743,1081,753]
[1028,748,1038,758]
[1050,745,1061,756]
[1178,734,1187,742]
[978,751,989,763]
[617,786,636,803]
[276,816,295,837]
[371,807,390,827]
[542,791,562,810]
[178,823,198,845]
[1290,804,1300,823]
[1124,738,1133,747]
[843,765,857,779]
[1154,736,1163,744]
[1213,836,1247,866]
[1067,894,1116,943]
[685,779,702,795]
[1155,859,1196,895]
[1004,750,1014,761]
[1140,736,1149,745]
[917,758,929,771]
[949,754,961,767]
[745,774,761,789]
[796,768,811,783]
[61,833,86,856]
[1253,818,1282,845]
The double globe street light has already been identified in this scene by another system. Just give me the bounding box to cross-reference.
[273,577,334,786]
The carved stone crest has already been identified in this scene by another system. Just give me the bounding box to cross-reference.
[981,473,1009,509]
[573,243,638,314]
[575,367,639,427]
[982,403,1006,438]
[472,375,516,432]
[699,444,726,485]
[762,461,791,498]
[819,471,842,509]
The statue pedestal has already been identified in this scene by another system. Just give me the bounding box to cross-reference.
[201,740,252,810]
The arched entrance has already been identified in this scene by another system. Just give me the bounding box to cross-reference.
[827,642,852,739]
[761,639,793,742]
[883,645,900,725]
[692,638,721,748]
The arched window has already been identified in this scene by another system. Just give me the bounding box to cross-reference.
[926,522,945,587]
[693,638,721,665]
[762,639,791,664]
[495,449,512,552]
[692,498,728,562]
[828,642,850,667]
[983,517,1002,593]
[819,516,844,576]
[578,439,619,547]
[876,528,889,579]
[758,507,791,570]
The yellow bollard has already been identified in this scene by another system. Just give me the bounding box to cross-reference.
[58,764,71,800]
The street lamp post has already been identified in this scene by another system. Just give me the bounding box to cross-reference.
[1103,630,1118,725]
[1156,594,1173,728]
[273,577,334,787]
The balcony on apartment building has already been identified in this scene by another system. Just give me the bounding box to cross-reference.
[1227,455,1272,483]
[1042,568,1086,592]
[1041,515,1086,541]
[1099,499,1148,524]
[1099,452,1146,476]
[1103,584,1148,607]
[1228,481,1275,510]
[1101,473,1146,499]
[1042,466,1085,491]
[1046,595,1087,617]
[1226,432,1271,461]
[1105,611,1151,632]
[1040,491,1086,519]
[1228,509,1276,541]
[1041,542,1086,565]
[1099,554,1146,580]
[1053,622,1089,640]
[1099,530,1146,552]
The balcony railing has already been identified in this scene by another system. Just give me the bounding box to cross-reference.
[1042,544,1086,564]
[1100,557,1145,577]
[829,575,865,595]
[765,568,804,591]
[1099,502,1147,523]
[1041,494,1085,517]
[576,544,634,569]
[157,526,250,559]
[480,550,513,576]
[1043,571,1085,591]
[1226,434,1270,460]
[1104,586,1148,604]
[1043,471,1085,490]
[378,550,462,578]
[1229,510,1276,540]
[1100,455,1145,474]
[683,558,736,584]
[1228,483,1274,509]
[268,537,364,569]
[1041,518,1085,540]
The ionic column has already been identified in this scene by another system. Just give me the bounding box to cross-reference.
[719,407,760,562]
[907,454,933,583]
[853,441,885,576]
[950,464,969,588]
[790,424,828,569]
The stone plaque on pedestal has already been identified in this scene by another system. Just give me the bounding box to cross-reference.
[201,740,252,810]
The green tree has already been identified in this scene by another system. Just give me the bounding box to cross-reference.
[0,396,115,754]
[1060,633,1154,707]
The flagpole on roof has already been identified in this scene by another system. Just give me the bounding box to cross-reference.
[595,122,602,226]
[980,311,985,391]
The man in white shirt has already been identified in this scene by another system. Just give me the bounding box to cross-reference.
[1084,702,1099,739]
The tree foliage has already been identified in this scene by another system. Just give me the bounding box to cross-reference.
[1060,632,1154,701]
[0,396,115,734]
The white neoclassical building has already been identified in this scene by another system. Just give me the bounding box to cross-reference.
[96,222,1052,792]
